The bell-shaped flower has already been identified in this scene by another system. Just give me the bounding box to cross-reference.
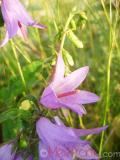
[40,54,100,116]
[0,0,45,47]
[36,117,107,160]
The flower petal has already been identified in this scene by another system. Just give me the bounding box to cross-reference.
[62,103,86,116]
[59,90,100,105]
[76,144,99,159]
[55,66,89,94]
[40,86,61,108]
[39,142,51,160]
[54,116,65,126]
[0,144,15,160]
[51,54,65,87]
[36,117,87,145]
[54,117,108,138]
[27,21,46,29]
[71,126,108,137]
[75,90,100,104]
[10,0,45,29]
[1,0,19,38]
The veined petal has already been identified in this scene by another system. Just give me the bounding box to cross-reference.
[51,54,65,87]
[58,90,100,105]
[40,86,61,108]
[55,66,89,94]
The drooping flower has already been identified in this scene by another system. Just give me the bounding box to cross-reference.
[0,143,33,160]
[36,117,107,160]
[40,54,100,116]
[0,0,45,47]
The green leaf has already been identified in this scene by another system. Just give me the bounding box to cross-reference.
[0,107,32,124]
[0,108,19,123]
[0,60,43,103]
[63,49,74,66]
[67,30,83,48]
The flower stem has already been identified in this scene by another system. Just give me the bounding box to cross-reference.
[79,116,85,129]
[59,12,74,54]
[10,40,27,90]
[99,0,113,155]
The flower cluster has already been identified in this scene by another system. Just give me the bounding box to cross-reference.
[0,0,107,160]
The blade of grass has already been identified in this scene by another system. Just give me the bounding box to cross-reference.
[99,0,115,154]
[10,40,27,91]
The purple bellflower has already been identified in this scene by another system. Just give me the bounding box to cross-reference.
[0,0,45,47]
[40,54,100,116]
[0,143,33,160]
[36,117,107,160]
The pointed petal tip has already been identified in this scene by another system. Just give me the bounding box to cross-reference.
[97,125,108,133]
[40,24,47,30]
[103,125,109,130]
[33,23,47,30]
[83,66,89,72]
[94,95,101,102]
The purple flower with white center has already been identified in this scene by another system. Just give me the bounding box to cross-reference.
[40,54,100,116]
[0,0,45,47]
[0,143,33,160]
[36,117,107,160]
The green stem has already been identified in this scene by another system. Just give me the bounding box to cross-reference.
[10,40,27,90]
[15,45,31,63]
[59,13,74,54]
[79,116,85,128]
[99,0,113,155]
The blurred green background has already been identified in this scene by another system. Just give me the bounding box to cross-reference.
[0,0,120,159]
